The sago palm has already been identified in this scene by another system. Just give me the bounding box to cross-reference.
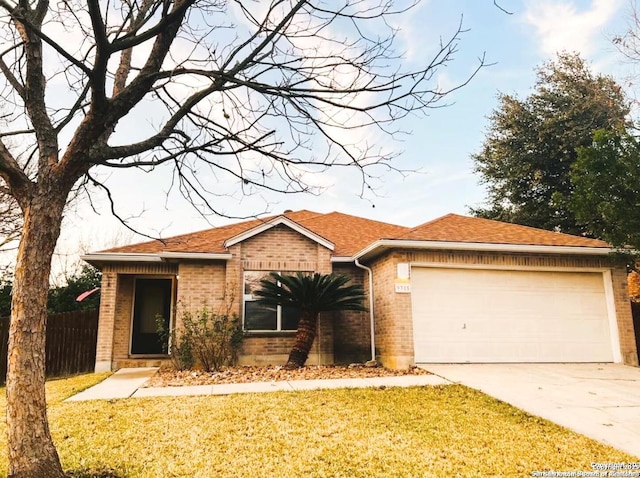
[254,272,366,369]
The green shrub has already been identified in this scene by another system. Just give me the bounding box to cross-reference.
[157,306,243,372]
[181,308,243,372]
[156,314,195,371]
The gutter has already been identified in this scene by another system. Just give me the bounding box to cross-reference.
[80,253,163,264]
[354,258,376,364]
[353,239,612,261]
[80,251,233,267]
[158,252,233,261]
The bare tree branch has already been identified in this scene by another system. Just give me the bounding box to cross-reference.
[0,186,21,251]
[0,1,92,75]
[0,0,59,174]
[0,139,31,202]
[493,1,513,15]
[614,0,640,100]
[0,43,25,98]
[112,0,156,96]
[85,172,168,244]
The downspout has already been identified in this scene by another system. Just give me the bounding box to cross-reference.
[355,258,376,364]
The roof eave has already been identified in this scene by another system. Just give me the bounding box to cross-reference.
[158,252,233,261]
[80,253,163,268]
[81,252,232,268]
[352,239,613,261]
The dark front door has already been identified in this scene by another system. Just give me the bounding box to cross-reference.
[131,278,173,355]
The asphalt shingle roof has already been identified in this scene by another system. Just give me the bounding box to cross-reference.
[102,210,609,257]
[397,214,608,248]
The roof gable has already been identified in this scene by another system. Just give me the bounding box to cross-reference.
[102,210,323,255]
[224,216,334,250]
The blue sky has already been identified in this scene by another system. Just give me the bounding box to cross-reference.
[54,0,633,266]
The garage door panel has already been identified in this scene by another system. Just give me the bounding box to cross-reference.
[411,268,614,363]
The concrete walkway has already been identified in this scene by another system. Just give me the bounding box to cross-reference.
[66,367,159,401]
[66,368,450,402]
[424,363,640,458]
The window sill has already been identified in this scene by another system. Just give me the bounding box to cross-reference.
[243,331,297,338]
[128,354,170,358]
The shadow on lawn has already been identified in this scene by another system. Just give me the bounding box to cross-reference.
[66,467,123,478]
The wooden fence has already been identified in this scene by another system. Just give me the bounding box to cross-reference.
[0,309,98,383]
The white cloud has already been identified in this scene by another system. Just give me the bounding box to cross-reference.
[523,0,623,57]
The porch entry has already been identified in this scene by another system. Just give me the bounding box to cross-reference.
[131,277,173,355]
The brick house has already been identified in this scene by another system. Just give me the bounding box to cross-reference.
[82,210,639,371]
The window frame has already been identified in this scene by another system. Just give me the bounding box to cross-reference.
[242,270,301,333]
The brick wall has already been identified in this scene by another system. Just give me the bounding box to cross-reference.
[370,249,638,368]
[94,269,117,371]
[238,332,333,366]
[112,274,134,362]
[97,240,638,371]
[240,224,319,263]
[175,262,231,329]
[370,252,414,369]
[611,267,638,365]
[331,264,371,363]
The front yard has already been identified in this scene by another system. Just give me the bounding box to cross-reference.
[0,373,636,477]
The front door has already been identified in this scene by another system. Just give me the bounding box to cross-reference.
[131,278,173,355]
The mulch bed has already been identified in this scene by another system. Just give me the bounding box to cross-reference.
[144,364,431,387]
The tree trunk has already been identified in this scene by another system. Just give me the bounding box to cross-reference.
[6,192,66,478]
[285,310,318,369]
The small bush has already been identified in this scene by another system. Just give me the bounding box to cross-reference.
[156,315,195,371]
[157,306,243,372]
[181,308,243,372]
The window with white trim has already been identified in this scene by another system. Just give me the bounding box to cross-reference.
[243,271,301,331]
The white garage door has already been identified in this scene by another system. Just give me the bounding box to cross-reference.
[411,267,615,363]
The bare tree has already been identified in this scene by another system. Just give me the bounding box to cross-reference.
[0,1,484,476]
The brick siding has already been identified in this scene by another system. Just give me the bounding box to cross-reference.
[232,225,334,365]
[331,264,371,363]
[370,252,414,369]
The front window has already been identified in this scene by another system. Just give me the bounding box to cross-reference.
[243,271,301,332]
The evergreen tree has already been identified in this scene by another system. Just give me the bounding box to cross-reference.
[255,272,366,369]
[570,129,640,249]
[472,52,630,234]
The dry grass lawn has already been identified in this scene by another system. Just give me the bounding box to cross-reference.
[0,373,636,477]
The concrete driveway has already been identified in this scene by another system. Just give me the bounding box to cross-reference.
[423,363,640,458]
